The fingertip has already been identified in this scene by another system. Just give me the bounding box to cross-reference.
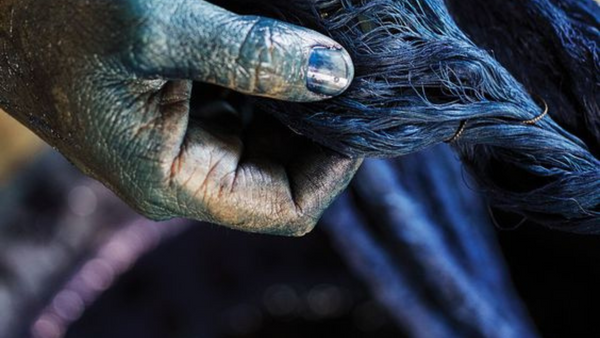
[149,0,357,103]
[224,13,355,102]
[305,46,354,99]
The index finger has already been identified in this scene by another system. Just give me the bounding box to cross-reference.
[127,0,355,102]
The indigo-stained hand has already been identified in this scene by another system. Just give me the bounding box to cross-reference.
[0,0,360,236]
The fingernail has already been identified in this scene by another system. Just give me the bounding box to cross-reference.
[307,47,354,97]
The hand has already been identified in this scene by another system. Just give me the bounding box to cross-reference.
[0,0,361,236]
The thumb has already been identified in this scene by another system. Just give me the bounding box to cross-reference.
[128,0,354,102]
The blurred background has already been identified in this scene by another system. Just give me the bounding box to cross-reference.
[1,109,600,338]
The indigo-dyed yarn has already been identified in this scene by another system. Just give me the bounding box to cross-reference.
[321,146,539,338]
[445,0,600,155]
[244,0,599,232]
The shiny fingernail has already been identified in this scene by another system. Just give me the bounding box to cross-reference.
[306,47,354,97]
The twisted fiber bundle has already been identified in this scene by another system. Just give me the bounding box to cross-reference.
[248,0,599,231]
[322,146,538,338]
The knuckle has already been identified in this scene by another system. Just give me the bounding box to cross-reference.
[236,17,288,94]
[126,22,166,75]
[122,2,175,76]
[238,17,269,61]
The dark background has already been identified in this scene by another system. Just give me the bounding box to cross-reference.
[63,220,600,338]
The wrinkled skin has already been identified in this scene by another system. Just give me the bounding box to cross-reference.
[0,0,361,236]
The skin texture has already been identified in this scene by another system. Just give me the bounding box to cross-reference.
[0,0,361,236]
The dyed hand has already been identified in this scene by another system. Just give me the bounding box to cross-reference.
[0,0,360,236]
